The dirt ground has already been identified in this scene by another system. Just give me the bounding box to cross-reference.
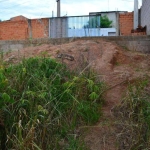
[3,39,150,150]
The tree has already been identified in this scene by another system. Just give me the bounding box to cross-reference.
[84,15,113,28]
[100,15,112,28]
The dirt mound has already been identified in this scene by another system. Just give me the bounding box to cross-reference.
[4,39,149,108]
[3,39,150,150]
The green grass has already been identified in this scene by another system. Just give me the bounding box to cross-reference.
[0,57,104,150]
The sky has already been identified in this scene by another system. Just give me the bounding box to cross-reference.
[0,0,142,21]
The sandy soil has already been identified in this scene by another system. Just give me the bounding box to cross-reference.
[3,39,150,150]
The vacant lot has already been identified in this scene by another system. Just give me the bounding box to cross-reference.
[2,39,150,149]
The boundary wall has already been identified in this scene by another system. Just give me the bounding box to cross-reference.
[0,36,150,53]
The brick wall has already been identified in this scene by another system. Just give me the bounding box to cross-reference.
[141,0,150,35]
[119,12,133,35]
[31,19,49,38]
[0,17,49,40]
[0,20,28,40]
[10,15,28,21]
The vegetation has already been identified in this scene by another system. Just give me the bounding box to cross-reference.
[100,15,113,28]
[0,56,105,150]
[114,80,150,150]
[84,15,113,28]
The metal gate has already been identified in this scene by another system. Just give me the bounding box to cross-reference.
[50,17,68,38]
[49,15,101,38]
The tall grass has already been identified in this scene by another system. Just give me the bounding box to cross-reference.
[114,80,150,150]
[0,56,104,150]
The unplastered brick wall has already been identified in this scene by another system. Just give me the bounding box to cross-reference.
[0,17,49,40]
[0,20,28,40]
[141,0,150,35]
[119,12,133,35]
[31,18,49,38]
[10,15,28,21]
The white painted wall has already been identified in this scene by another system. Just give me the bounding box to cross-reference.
[141,0,150,35]
[68,28,116,37]
[89,12,122,36]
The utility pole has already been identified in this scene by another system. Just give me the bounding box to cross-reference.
[134,0,138,29]
[56,0,60,17]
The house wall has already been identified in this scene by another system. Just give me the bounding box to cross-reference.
[119,12,133,35]
[90,12,120,36]
[141,0,150,35]
[0,18,49,40]
[101,12,119,36]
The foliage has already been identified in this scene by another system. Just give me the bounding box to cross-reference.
[114,80,150,150]
[100,15,113,28]
[0,57,105,150]
[84,15,113,28]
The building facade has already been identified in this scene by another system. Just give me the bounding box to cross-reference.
[90,11,121,36]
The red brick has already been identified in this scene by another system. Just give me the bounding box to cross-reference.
[119,12,133,36]
[0,17,49,40]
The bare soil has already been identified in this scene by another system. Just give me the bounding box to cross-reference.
[3,39,150,150]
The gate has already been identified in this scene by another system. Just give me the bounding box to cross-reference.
[49,15,101,38]
[50,17,68,38]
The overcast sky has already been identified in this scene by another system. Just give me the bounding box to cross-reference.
[0,0,142,21]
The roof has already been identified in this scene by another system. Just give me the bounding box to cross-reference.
[89,11,128,15]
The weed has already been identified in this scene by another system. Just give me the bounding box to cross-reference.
[0,52,4,64]
[115,61,121,66]
[40,51,48,58]
[56,49,60,54]
[0,57,104,149]
[113,80,150,150]
[122,45,129,51]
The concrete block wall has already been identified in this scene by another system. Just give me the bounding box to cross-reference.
[1,36,150,53]
[119,12,133,35]
[141,0,150,35]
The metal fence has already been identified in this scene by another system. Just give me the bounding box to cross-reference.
[49,15,101,38]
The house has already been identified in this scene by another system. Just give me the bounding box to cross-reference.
[1,0,149,41]
[0,12,135,40]
[90,11,134,36]
[90,11,123,36]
